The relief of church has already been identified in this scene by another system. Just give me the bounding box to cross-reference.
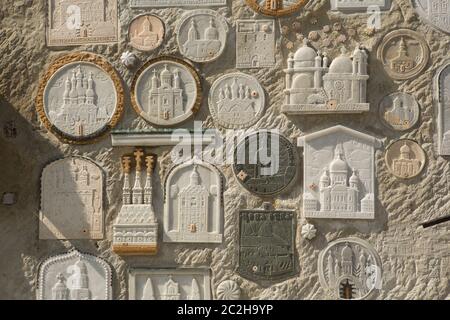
[163,159,223,243]
[298,125,381,219]
[113,149,158,255]
[282,41,369,114]
[37,250,112,300]
[39,157,104,239]
[434,60,450,155]
[128,269,211,300]
[331,0,391,11]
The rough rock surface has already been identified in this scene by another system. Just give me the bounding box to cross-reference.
[0,0,448,300]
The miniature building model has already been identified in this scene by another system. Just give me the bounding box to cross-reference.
[164,159,222,243]
[282,41,369,114]
[298,125,381,219]
[113,149,158,255]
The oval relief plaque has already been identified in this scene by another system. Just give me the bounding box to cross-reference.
[379,92,420,131]
[209,73,265,129]
[233,131,298,196]
[377,29,429,80]
[385,139,426,179]
[36,52,124,144]
[412,0,450,34]
[132,56,202,127]
[175,9,228,63]
[128,14,165,52]
[245,0,309,17]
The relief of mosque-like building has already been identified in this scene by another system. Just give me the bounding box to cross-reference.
[182,18,222,61]
[282,41,369,114]
[391,143,423,178]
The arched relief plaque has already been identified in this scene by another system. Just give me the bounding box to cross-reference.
[434,60,450,156]
[385,139,426,179]
[36,52,124,144]
[128,14,165,52]
[379,92,420,131]
[131,56,202,127]
[412,0,450,34]
[318,238,382,300]
[244,0,309,17]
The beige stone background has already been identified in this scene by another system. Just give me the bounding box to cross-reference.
[0,0,449,299]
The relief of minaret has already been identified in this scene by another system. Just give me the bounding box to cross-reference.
[144,155,156,206]
[142,277,155,300]
[187,278,201,300]
[122,156,132,205]
[132,149,144,204]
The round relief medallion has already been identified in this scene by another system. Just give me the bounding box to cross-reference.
[209,73,265,129]
[412,0,450,34]
[36,52,124,144]
[175,9,228,63]
[233,131,298,196]
[377,29,429,80]
[379,92,420,131]
[245,0,309,17]
[385,139,426,179]
[131,56,202,127]
[128,14,165,52]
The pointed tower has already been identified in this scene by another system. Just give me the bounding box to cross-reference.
[132,149,144,204]
[85,72,95,105]
[70,259,91,300]
[144,155,156,205]
[122,156,132,205]
[187,278,201,300]
[187,19,198,41]
[141,278,155,300]
[204,18,218,40]
[52,273,69,300]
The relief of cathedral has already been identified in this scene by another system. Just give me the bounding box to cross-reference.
[182,18,221,60]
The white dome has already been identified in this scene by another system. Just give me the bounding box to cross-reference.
[330,157,347,172]
[329,55,353,74]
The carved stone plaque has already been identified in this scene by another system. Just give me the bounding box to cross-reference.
[238,203,296,281]
[331,0,391,11]
[434,60,450,155]
[37,250,112,300]
[244,0,308,17]
[46,0,118,46]
[379,92,420,131]
[39,157,104,240]
[176,10,228,63]
[298,126,381,220]
[131,56,202,127]
[129,14,165,52]
[318,238,382,300]
[209,73,265,129]
[236,19,276,69]
[282,42,370,114]
[412,0,450,34]
[129,269,211,300]
[130,0,226,8]
[163,159,223,243]
[113,150,158,255]
[377,29,430,80]
[233,131,298,196]
[385,139,426,179]
[36,53,124,144]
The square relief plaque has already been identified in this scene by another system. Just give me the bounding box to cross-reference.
[130,0,226,8]
[298,126,381,220]
[47,0,118,46]
[129,269,211,300]
[331,0,391,11]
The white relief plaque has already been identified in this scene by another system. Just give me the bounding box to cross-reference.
[113,150,158,255]
[47,0,118,46]
[434,60,450,156]
[129,14,165,52]
[209,73,265,129]
[331,0,391,11]
[37,250,112,300]
[176,10,228,63]
[298,125,382,220]
[318,238,382,300]
[39,157,104,240]
[385,139,426,179]
[413,0,450,34]
[130,0,226,8]
[236,19,275,69]
[379,92,420,131]
[282,41,370,114]
[132,57,202,127]
[163,159,223,243]
[129,269,211,300]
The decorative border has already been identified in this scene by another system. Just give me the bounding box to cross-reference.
[128,14,166,52]
[37,249,113,300]
[131,56,203,127]
[244,0,309,17]
[35,52,125,144]
[384,139,426,179]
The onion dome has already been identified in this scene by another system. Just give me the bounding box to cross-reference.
[329,48,353,74]
[294,40,317,67]
[320,169,330,183]
[400,143,410,154]
[204,18,218,40]
[349,170,359,184]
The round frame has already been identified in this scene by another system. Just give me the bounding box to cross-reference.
[128,13,165,52]
[384,139,426,179]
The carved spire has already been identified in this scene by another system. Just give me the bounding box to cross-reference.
[132,149,145,204]
[122,156,132,205]
[144,154,157,205]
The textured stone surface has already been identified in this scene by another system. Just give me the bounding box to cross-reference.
[0,0,449,300]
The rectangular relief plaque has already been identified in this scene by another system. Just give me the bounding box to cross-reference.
[130,0,226,8]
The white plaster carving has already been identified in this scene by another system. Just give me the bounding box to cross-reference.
[282,41,369,114]
[39,157,103,239]
[379,92,420,131]
[331,0,391,11]
[434,60,450,156]
[301,223,317,240]
[111,131,217,147]
[121,51,139,69]
[176,10,228,63]
[216,280,241,300]
[298,126,381,219]
[209,73,265,129]
[318,238,382,300]
[129,269,211,300]
[412,0,450,34]
[236,19,276,69]
[47,0,118,46]
[385,139,426,179]
[130,0,226,8]
[129,14,165,52]
[37,250,112,300]
[132,57,201,127]
[113,150,158,255]
[163,159,223,243]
